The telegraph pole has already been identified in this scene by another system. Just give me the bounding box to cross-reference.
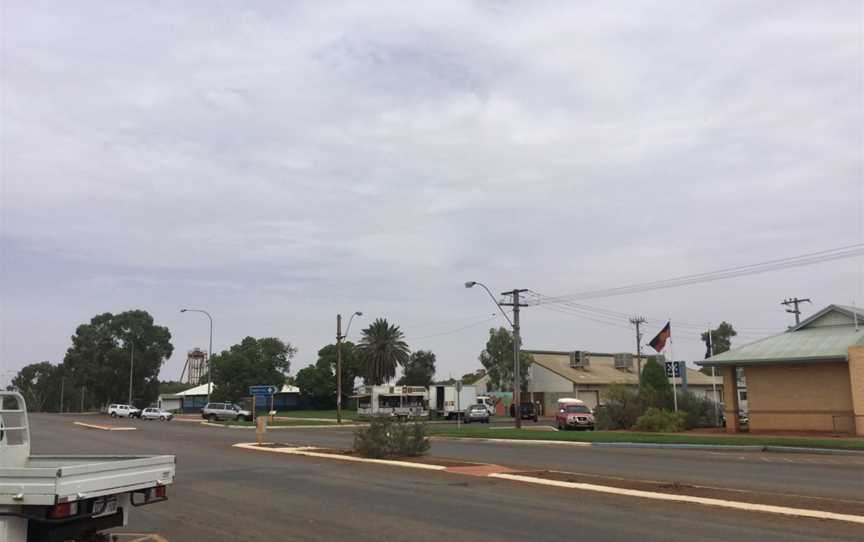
[336,314,343,424]
[629,316,647,387]
[500,289,529,429]
[128,340,135,406]
[781,297,811,326]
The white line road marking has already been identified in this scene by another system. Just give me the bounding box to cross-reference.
[489,473,864,525]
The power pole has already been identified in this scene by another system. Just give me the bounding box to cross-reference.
[128,340,135,406]
[781,297,811,326]
[59,376,65,414]
[629,316,647,387]
[500,289,529,430]
[336,314,343,425]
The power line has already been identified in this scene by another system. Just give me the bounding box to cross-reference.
[534,304,634,330]
[527,291,778,333]
[407,314,498,341]
[530,244,864,304]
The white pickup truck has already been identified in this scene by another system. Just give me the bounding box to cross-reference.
[0,392,175,542]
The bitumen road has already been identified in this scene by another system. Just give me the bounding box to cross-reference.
[28,414,864,541]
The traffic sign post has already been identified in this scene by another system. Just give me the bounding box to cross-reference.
[249,385,278,396]
[665,362,685,412]
[665,361,683,378]
[249,386,278,419]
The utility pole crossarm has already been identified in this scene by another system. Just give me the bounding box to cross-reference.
[781,297,812,326]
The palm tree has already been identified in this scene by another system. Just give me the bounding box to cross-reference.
[358,318,410,385]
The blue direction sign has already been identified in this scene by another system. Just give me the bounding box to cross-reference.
[665,361,683,378]
[249,385,278,396]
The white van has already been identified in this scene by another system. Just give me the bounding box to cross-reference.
[476,395,495,416]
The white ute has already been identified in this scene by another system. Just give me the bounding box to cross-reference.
[0,392,175,542]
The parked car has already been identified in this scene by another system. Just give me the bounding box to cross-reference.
[555,398,595,431]
[201,402,252,422]
[511,402,538,422]
[464,404,490,424]
[108,404,141,418]
[141,407,174,421]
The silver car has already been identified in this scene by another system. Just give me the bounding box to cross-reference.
[141,407,173,421]
[464,404,490,424]
[201,402,252,422]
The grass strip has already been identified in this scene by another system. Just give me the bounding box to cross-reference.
[427,427,864,450]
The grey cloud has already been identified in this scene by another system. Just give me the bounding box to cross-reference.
[1,1,860,382]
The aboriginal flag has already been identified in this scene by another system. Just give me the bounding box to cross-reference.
[649,322,671,352]
[705,331,713,359]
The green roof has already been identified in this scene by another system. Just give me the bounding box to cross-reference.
[700,305,864,366]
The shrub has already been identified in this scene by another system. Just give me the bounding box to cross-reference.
[353,416,429,458]
[596,384,646,430]
[676,392,720,429]
[388,418,431,457]
[633,407,687,432]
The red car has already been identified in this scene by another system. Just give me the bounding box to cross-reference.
[556,398,595,431]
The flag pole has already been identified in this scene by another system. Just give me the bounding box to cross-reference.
[670,319,677,412]
[708,325,719,426]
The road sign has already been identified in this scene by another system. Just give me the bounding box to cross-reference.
[665,362,682,378]
[249,385,278,396]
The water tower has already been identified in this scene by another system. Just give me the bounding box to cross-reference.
[180,348,208,385]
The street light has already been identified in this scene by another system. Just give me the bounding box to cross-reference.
[181,308,213,405]
[465,282,513,326]
[465,281,525,429]
[337,311,363,424]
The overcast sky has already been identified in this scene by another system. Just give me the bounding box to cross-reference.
[1,1,861,385]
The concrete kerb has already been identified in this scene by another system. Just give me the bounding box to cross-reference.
[762,445,864,456]
[73,422,137,431]
[431,436,591,447]
[234,442,864,525]
[594,442,864,456]
[431,437,864,456]
[201,421,364,429]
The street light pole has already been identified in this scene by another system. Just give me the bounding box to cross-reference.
[336,314,342,424]
[337,311,362,425]
[465,281,527,429]
[128,340,135,405]
[181,309,214,405]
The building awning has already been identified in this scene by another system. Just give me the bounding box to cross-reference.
[699,304,864,367]
[172,382,215,397]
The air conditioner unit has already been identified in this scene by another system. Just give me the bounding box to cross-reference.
[570,350,590,368]
[614,353,633,369]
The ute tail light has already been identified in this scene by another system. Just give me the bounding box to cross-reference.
[49,501,78,519]
[153,485,167,499]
